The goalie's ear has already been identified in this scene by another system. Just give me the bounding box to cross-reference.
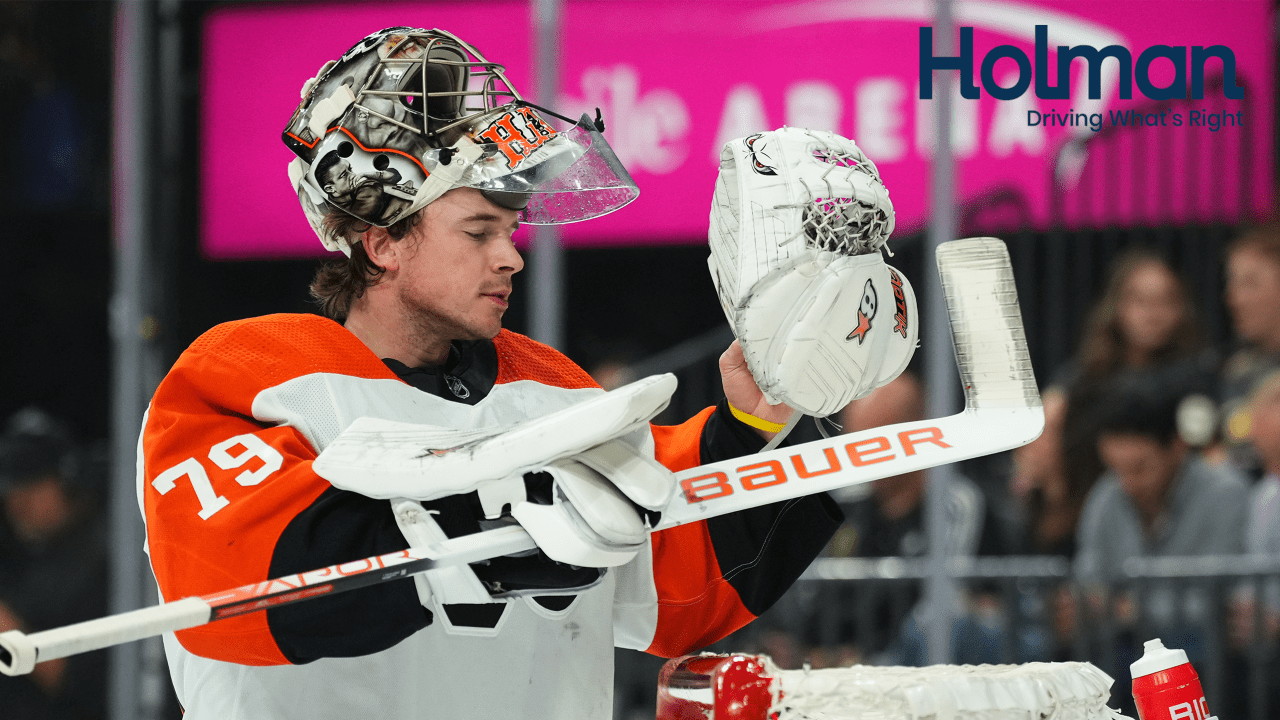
[868,265,918,391]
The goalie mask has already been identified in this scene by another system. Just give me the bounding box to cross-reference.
[283,27,639,255]
[708,128,918,417]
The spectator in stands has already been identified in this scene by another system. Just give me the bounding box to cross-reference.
[819,372,1002,666]
[1011,248,1214,558]
[836,373,996,562]
[1233,371,1280,642]
[1074,375,1247,687]
[0,407,107,720]
[1008,391,1074,556]
[1221,223,1280,477]
[1220,370,1280,718]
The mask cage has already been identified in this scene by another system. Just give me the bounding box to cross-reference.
[350,29,525,147]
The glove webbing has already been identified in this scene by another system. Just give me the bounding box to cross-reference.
[777,141,892,257]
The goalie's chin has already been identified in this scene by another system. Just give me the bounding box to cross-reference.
[461,304,510,342]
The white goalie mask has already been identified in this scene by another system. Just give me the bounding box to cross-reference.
[708,128,918,417]
[283,27,638,255]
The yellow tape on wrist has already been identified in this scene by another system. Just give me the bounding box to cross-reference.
[728,402,788,434]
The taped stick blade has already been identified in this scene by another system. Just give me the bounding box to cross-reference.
[936,238,1042,413]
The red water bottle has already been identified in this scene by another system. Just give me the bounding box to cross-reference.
[1130,638,1213,720]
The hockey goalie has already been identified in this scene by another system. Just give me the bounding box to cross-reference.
[0,25,945,720]
[0,27,1052,715]
[121,27,911,720]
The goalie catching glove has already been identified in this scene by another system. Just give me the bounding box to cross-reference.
[313,375,678,608]
[708,127,918,417]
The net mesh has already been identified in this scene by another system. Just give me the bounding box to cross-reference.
[769,661,1128,720]
[656,654,1132,720]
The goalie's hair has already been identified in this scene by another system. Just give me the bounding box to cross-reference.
[309,210,423,320]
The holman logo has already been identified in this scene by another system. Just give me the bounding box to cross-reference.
[919,25,1244,101]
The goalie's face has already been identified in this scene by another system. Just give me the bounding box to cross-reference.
[391,188,524,345]
[1227,246,1280,349]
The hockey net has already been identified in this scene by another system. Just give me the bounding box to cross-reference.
[656,654,1131,720]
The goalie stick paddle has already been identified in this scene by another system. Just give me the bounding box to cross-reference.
[0,237,1042,677]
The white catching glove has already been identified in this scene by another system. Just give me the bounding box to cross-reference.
[708,127,918,417]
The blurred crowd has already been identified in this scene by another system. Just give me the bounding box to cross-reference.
[0,5,115,714]
[0,408,109,720]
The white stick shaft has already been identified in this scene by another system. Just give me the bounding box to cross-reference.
[0,413,995,677]
[0,525,537,677]
[657,406,1040,529]
[0,598,210,676]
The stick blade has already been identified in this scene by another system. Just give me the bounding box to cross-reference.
[937,238,1041,412]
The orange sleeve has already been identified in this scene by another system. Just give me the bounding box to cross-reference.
[644,404,842,657]
[651,407,715,472]
[142,315,407,665]
[643,408,753,656]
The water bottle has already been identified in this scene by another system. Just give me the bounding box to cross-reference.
[1129,638,1214,720]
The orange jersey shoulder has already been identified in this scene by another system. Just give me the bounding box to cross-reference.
[144,314,399,665]
[493,329,599,390]
[183,313,398,391]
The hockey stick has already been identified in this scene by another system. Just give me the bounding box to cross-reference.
[0,237,1041,676]
[0,525,539,676]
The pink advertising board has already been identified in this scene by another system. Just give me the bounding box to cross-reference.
[201,0,1272,258]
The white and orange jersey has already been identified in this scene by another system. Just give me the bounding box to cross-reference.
[139,313,839,720]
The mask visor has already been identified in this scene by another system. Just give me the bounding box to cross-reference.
[423,113,639,225]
